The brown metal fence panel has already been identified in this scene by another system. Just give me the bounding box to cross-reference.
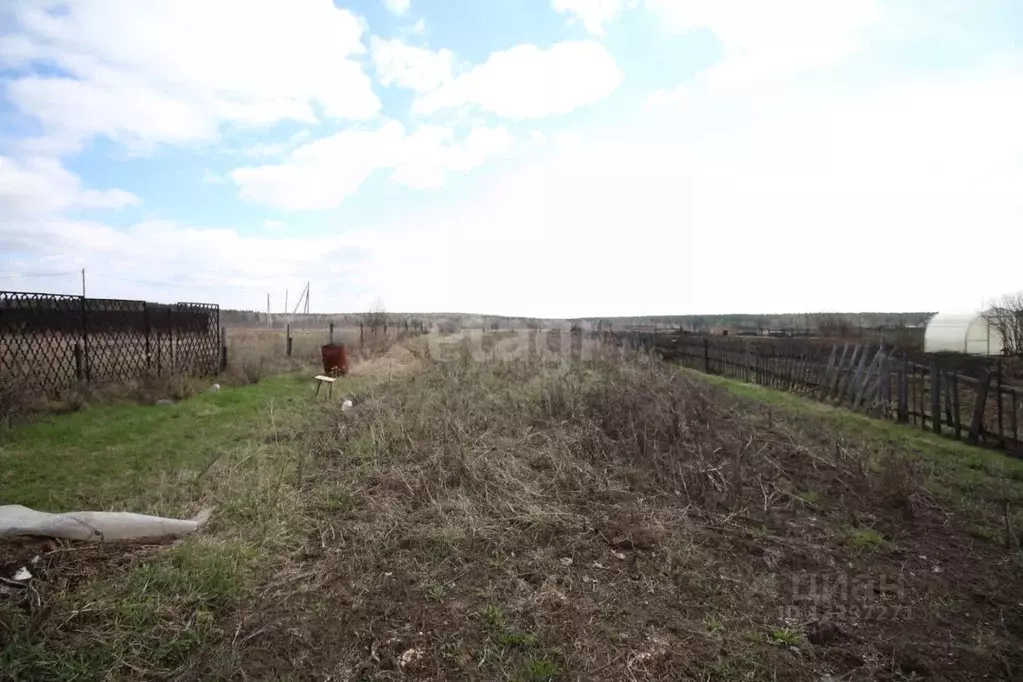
[0,291,220,394]
[173,302,221,376]
[83,297,148,383]
[0,291,83,388]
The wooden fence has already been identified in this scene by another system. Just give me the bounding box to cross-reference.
[630,333,1022,458]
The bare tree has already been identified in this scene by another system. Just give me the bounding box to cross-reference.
[363,299,389,331]
[984,292,1023,355]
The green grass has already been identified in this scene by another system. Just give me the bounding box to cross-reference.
[0,374,360,514]
[768,626,805,648]
[0,370,369,680]
[843,525,887,552]
[1,538,254,680]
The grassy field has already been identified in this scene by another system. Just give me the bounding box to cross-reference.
[2,344,1023,680]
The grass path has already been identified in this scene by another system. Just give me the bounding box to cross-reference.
[0,374,350,514]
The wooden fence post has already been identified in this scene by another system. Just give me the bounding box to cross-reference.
[329,322,334,346]
[968,370,992,444]
[930,356,941,435]
[360,322,364,347]
[853,348,878,409]
[943,372,954,432]
[829,344,850,399]
[996,360,1004,447]
[286,323,293,357]
[703,337,709,373]
[897,358,909,422]
[879,352,891,416]
[1010,389,1019,453]
[952,373,962,440]
[839,346,856,405]
[220,327,228,371]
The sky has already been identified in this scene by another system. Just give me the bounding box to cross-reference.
[0,0,1021,317]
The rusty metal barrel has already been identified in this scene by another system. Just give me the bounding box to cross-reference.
[320,344,348,376]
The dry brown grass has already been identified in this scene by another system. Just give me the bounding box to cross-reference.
[4,351,1023,680]
[232,354,1023,679]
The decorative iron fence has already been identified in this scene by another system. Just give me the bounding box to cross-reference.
[0,291,220,393]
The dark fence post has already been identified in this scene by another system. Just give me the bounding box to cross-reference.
[996,360,1004,448]
[930,356,941,435]
[944,372,954,432]
[360,322,364,347]
[329,322,334,345]
[897,357,909,422]
[1010,389,1019,453]
[286,323,293,357]
[144,301,152,370]
[220,327,228,371]
[952,373,962,440]
[879,352,891,416]
[170,306,176,372]
[703,337,709,373]
[969,370,992,444]
[73,343,84,382]
[80,294,90,383]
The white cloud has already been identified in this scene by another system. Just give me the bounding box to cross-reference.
[382,0,411,17]
[371,38,454,93]
[4,62,1021,315]
[647,0,881,87]
[552,0,631,36]
[0,215,378,309]
[230,122,516,210]
[263,219,286,230]
[415,41,623,119]
[0,156,139,216]
[411,18,427,35]
[1,0,379,152]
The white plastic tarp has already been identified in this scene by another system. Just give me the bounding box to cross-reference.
[0,505,210,542]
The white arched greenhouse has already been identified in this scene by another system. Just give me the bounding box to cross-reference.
[924,312,1004,355]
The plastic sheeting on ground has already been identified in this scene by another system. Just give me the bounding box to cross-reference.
[0,505,212,542]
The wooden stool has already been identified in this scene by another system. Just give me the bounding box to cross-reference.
[313,374,336,398]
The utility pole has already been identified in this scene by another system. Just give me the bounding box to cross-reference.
[305,281,310,314]
[81,268,86,297]
[266,293,271,328]
[284,288,288,315]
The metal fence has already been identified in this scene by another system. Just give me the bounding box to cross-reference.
[0,291,220,393]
